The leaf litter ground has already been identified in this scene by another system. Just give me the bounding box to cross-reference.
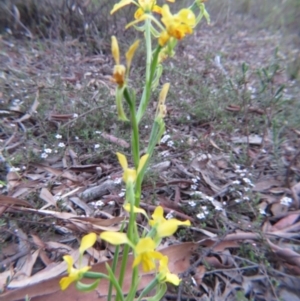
[0,5,300,301]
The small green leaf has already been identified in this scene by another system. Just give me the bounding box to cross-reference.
[76,279,100,292]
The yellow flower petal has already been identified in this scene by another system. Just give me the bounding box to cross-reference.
[111,36,120,65]
[134,7,144,19]
[158,83,170,106]
[123,203,148,217]
[63,255,74,274]
[158,256,181,285]
[137,153,149,175]
[116,152,128,170]
[178,8,196,27]
[111,0,135,15]
[135,237,155,253]
[152,5,162,15]
[100,232,130,245]
[60,274,78,290]
[149,205,165,226]
[123,168,137,183]
[112,64,126,86]
[126,39,140,72]
[60,256,91,290]
[79,233,97,255]
[156,219,191,238]
[158,30,170,46]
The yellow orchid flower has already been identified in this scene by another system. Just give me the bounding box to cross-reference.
[111,36,139,87]
[133,237,163,272]
[59,255,91,290]
[100,232,163,272]
[159,5,196,46]
[116,152,149,183]
[158,255,181,285]
[111,0,175,19]
[149,206,191,238]
[59,233,97,290]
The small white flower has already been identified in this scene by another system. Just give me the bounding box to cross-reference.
[243,196,250,201]
[214,205,223,211]
[96,200,104,207]
[167,140,174,147]
[41,153,48,158]
[160,134,170,144]
[188,201,197,207]
[191,184,197,190]
[114,178,122,184]
[10,166,21,172]
[244,187,250,192]
[187,115,191,120]
[235,199,242,203]
[166,211,174,220]
[145,125,149,129]
[55,134,62,139]
[73,113,78,118]
[193,191,203,198]
[108,201,115,206]
[232,180,241,185]
[54,150,58,153]
[95,131,101,134]
[280,197,293,206]
[196,212,205,220]
[201,206,209,215]
[222,201,227,205]
[259,207,266,215]
[58,142,65,148]
[118,191,125,197]
[44,148,52,154]
[206,196,214,202]
[94,144,100,149]
[192,178,198,184]
[75,136,79,140]
[242,178,253,186]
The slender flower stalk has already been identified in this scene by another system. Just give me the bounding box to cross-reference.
[60,1,209,299]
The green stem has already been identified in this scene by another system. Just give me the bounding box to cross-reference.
[136,44,162,123]
[136,277,159,301]
[124,88,139,169]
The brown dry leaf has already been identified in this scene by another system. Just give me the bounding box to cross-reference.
[291,182,300,208]
[20,208,123,232]
[253,179,281,192]
[209,139,223,151]
[194,265,206,286]
[231,135,262,145]
[101,132,129,148]
[17,250,40,278]
[49,114,74,121]
[6,171,20,191]
[271,213,299,231]
[0,195,32,207]
[225,104,240,112]
[270,202,289,216]
[15,90,39,123]
[34,164,79,182]
[268,240,300,270]
[39,188,57,209]
[0,242,197,301]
